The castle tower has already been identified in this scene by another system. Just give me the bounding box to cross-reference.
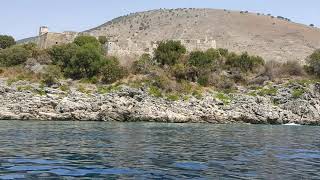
[39,26,49,36]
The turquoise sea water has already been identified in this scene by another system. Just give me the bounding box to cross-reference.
[0,121,319,179]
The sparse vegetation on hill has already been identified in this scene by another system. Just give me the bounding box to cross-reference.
[1,34,319,99]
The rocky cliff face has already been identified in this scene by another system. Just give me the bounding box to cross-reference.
[1,79,320,125]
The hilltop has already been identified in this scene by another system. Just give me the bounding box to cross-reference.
[85,8,320,63]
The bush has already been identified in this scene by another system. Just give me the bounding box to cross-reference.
[306,49,320,77]
[0,35,15,49]
[166,93,180,101]
[73,35,100,48]
[49,43,79,69]
[149,86,162,97]
[101,57,127,84]
[65,44,103,79]
[210,75,235,91]
[21,43,41,58]
[189,51,213,67]
[280,61,304,76]
[132,53,154,74]
[225,52,264,72]
[154,40,186,66]
[292,88,305,99]
[98,36,108,45]
[258,86,277,96]
[197,74,209,86]
[0,46,30,67]
[215,92,231,105]
[41,65,62,86]
[262,60,281,80]
[218,48,229,57]
[171,63,189,80]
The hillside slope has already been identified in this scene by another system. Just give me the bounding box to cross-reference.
[86,8,320,62]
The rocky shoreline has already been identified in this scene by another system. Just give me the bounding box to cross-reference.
[1,78,320,125]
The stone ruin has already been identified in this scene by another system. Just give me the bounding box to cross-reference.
[106,37,217,57]
[21,27,217,62]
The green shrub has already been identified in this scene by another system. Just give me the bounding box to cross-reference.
[65,44,103,79]
[98,36,108,45]
[192,90,203,99]
[258,87,277,96]
[172,63,188,80]
[188,49,220,68]
[79,76,99,84]
[215,92,231,105]
[74,35,100,48]
[292,88,305,99]
[41,65,62,86]
[149,86,162,97]
[177,80,193,94]
[218,48,229,57]
[197,74,209,86]
[154,40,186,66]
[0,35,15,49]
[49,43,79,69]
[101,57,127,84]
[189,51,212,67]
[166,93,180,101]
[0,46,29,67]
[306,49,320,77]
[132,53,154,74]
[225,52,264,72]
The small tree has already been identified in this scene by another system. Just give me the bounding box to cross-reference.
[98,36,108,45]
[65,44,102,79]
[101,57,127,84]
[306,49,320,77]
[74,35,100,48]
[0,35,15,49]
[0,46,29,67]
[188,50,219,68]
[49,43,79,70]
[225,52,264,72]
[132,53,154,74]
[154,40,186,66]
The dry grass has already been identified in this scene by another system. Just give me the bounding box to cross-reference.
[0,66,41,83]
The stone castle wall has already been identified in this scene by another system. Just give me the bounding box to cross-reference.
[20,27,217,63]
[38,32,78,49]
[106,38,217,57]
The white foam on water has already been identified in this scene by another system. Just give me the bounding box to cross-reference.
[284,123,301,126]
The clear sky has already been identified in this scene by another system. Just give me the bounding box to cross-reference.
[1,0,319,40]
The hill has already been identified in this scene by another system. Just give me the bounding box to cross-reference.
[85,8,320,63]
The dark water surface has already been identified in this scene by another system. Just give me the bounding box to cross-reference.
[0,121,320,179]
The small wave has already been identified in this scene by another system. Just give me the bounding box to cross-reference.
[284,123,301,126]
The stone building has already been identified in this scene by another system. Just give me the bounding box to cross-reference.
[37,26,79,49]
[19,26,217,63]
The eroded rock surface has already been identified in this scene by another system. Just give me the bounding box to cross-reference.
[1,79,319,125]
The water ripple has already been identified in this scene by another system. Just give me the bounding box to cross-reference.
[0,121,319,179]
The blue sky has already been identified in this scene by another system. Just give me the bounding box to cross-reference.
[1,0,319,40]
